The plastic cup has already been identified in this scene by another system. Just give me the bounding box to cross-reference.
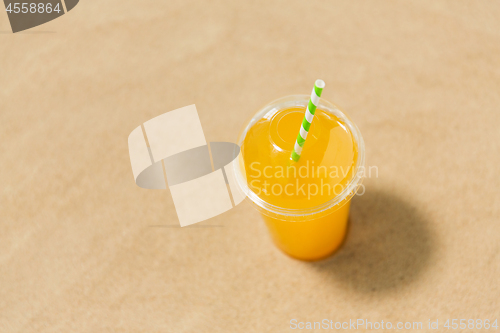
[234,95,365,261]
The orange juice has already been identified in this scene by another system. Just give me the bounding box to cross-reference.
[236,95,365,261]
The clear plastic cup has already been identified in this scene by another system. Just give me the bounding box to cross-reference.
[234,95,365,261]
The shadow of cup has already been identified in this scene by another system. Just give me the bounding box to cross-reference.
[311,189,436,293]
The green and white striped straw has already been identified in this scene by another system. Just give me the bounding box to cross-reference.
[291,79,325,162]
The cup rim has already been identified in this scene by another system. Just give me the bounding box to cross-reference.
[234,94,365,218]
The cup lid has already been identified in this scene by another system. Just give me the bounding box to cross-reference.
[233,95,365,220]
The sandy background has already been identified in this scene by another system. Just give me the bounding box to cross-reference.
[1,1,499,332]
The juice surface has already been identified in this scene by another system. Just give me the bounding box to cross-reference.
[242,107,358,209]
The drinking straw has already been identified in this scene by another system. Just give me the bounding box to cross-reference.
[291,79,325,162]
